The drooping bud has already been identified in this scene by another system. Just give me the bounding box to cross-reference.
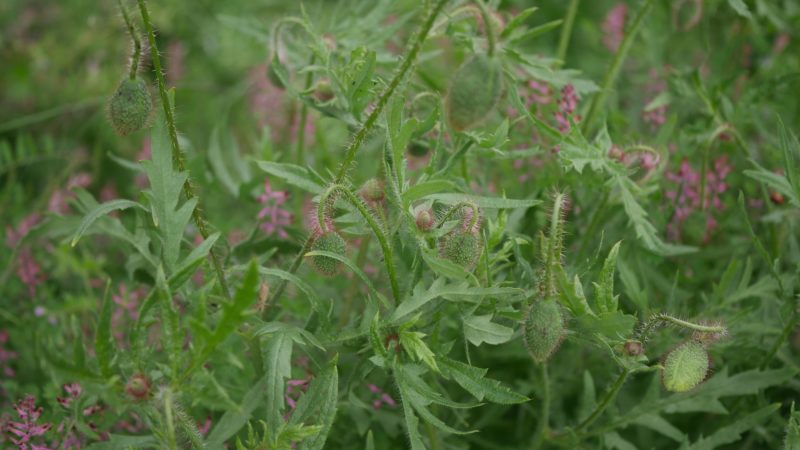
[125,373,151,400]
[267,54,286,89]
[623,340,643,357]
[109,78,152,136]
[661,340,710,392]
[523,298,566,363]
[359,178,385,204]
[439,230,482,270]
[308,231,347,276]
[415,208,434,232]
[445,54,503,131]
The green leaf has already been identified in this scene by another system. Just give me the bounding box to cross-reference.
[395,363,475,435]
[70,198,145,247]
[85,435,157,449]
[744,161,800,208]
[402,179,458,207]
[500,7,538,39]
[168,232,220,290]
[507,19,562,44]
[257,266,322,311]
[727,0,753,18]
[689,404,780,450]
[425,193,541,209]
[438,357,528,404]
[593,241,621,313]
[785,402,800,450]
[95,281,114,378]
[389,279,522,324]
[463,314,514,346]
[256,161,325,193]
[398,387,426,450]
[265,329,294,432]
[291,356,339,450]
[206,371,272,448]
[399,330,438,372]
[305,250,389,307]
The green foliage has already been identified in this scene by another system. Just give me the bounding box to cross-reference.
[445,54,503,131]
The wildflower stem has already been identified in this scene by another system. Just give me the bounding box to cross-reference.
[531,363,550,449]
[582,0,654,133]
[320,185,400,303]
[334,0,450,183]
[117,0,141,80]
[635,313,726,343]
[296,55,315,165]
[472,0,495,57]
[575,369,629,432]
[136,0,232,301]
[555,0,580,67]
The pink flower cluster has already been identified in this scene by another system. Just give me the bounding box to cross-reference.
[554,84,579,134]
[6,214,45,298]
[257,178,292,238]
[366,384,396,410]
[665,156,732,241]
[642,68,668,130]
[6,395,51,450]
[602,4,628,52]
[111,284,145,343]
[0,330,17,378]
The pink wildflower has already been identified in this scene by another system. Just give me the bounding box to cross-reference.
[56,383,82,409]
[642,69,668,130]
[602,4,628,52]
[554,84,580,134]
[0,330,18,378]
[257,178,292,238]
[365,384,396,410]
[665,156,732,242]
[7,395,52,450]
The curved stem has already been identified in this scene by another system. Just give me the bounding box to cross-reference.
[472,0,495,56]
[555,0,580,67]
[575,369,629,432]
[334,0,450,183]
[118,0,141,80]
[436,201,479,231]
[531,363,550,449]
[635,313,726,343]
[136,0,232,300]
[582,0,655,133]
[295,55,315,165]
[325,185,401,303]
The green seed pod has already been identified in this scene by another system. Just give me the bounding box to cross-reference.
[439,230,482,269]
[445,54,503,131]
[415,208,434,232]
[108,78,152,136]
[360,178,385,203]
[661,340,710,392]
[523,298,565,363]
[308,231,347,276]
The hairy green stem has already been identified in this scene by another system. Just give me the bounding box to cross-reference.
[472,0,495,56]
[582,0,654,133]
[531,363,550,449]
[118,0,141,80]
[295,56,315,165]
[636,313,726,343]
[334,0,450,182]
[136,0,232,301]
[762,308,798,369]
[267,0,449,308]
[575,369,629,432]
[543,193,567,296]
[436,201,480,231]
[555,0,580,67]
[318,185,400,302]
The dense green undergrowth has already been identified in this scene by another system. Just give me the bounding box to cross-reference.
[1,0,799,449]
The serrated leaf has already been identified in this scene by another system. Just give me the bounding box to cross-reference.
[425,193,541,209]
[399,330,438,372]
[168,231,220,290]
[727,0,753,18]
[785,402,800,450]
[291,357,339,450]
[206,371,272,448]
[463,313,514,346]
[689,404,779,450]
[265,330,294,432]
[95,282,114,378]
[594,241,621,313]
[70,198,145,247]
[438,357,528,404]
[256,161,324,193]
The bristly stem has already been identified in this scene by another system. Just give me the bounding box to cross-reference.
[117,0,141,80]
[635,313,726,343]
[575,369,629,432]
[318,185,400,303]
[295,55,315,165]
[555,0,580,67]
[267,0,450,307]
[472,0,496,56]
[136,0,232,300]
[334,0,450,183]
[582,0,655,133]
[531,363,550,449]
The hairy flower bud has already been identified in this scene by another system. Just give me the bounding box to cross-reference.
[439,230,482,270]
[360,178,385,203]
[523,298,565,363]
[109,78,152,136]
[623,340,643,357]
[415,208,434,232]
[661,340,710,392]
[445,54,503,131]
[308,231,347,276]
[125,373,151,400]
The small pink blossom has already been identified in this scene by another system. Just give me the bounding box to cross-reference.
[665,156,732,242]
[365,384,396,410]
[554,84,580,134]
[56,383,82,409]
[257,178,292,238]
[7,395,52,450]
[602,4,628,52]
